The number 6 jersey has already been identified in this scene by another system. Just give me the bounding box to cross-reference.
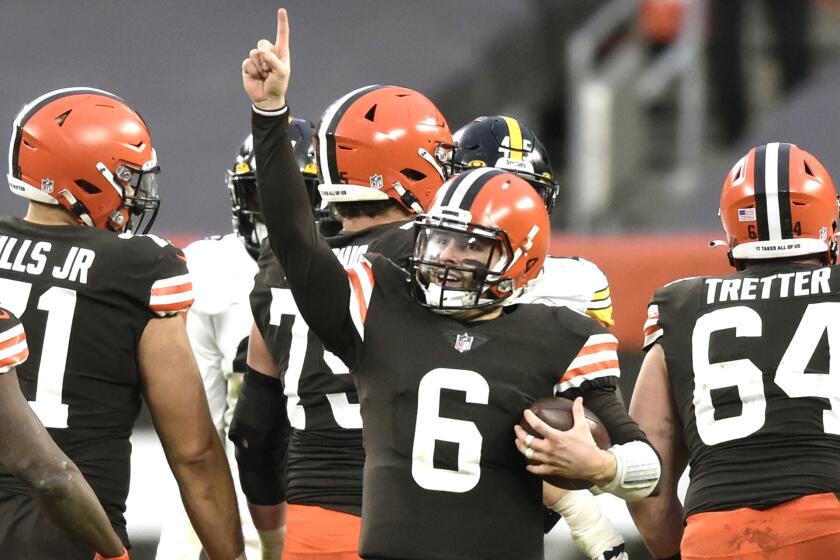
[0,216,193,547]
[340,255,625,560]
[253,110,653,560]
[643,262,840,518]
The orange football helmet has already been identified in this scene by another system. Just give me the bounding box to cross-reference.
[720,142,839,268]
[315,85,452,214]
[412,167,550,312]
[8,87,160,233]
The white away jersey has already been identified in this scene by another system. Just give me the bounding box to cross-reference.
[183,233,258,430]
[155,233,260,560]
[516,256,614,326]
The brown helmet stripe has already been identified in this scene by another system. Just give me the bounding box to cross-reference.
[752,142,793,241]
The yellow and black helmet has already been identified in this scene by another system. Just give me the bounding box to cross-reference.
[450,115,558,214]
[226,118,322,258]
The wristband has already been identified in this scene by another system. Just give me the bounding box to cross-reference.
[252,104,289,117]
[599,440,661,501]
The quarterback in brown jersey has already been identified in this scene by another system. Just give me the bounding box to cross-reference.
[629,143,840,559]
[0,88,244,559]
[239,10,660,560]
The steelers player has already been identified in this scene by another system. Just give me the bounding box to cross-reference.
[451,115,625,559]
[156,122,318,560]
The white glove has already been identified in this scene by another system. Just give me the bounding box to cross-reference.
[549,490,627,560]
[257,526,286,560]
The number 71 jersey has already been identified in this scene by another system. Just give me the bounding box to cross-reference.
[643,262,840,517]
[0,216,192,541]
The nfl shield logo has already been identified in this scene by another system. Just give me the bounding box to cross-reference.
[454,332,474,353]
[40,178,54,194]
[370,174,384,190]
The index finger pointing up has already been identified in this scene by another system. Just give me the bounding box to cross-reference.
[275,8,290,57]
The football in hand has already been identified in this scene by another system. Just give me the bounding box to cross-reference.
[520,397,611,490]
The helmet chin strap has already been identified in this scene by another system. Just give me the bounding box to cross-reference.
[418,147,447,180]
[392,181,424,214]
[491,225,539,291]
[108,209,127,232]
[96,162,125,199]
[58,189,94,227]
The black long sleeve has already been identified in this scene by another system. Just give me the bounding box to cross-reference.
[251,109,362,368]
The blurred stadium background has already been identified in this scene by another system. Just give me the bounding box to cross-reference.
[4,1,840,558]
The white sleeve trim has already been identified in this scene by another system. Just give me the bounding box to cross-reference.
[252,104,289,117]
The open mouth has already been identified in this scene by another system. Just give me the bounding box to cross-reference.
[435,271,464,288]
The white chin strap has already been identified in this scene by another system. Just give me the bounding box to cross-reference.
[418,147,446,181]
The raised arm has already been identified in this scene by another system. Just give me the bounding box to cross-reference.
[139,315,245,560]
[627,344,687,559]
[243,8,357,358]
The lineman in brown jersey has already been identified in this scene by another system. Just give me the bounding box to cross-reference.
[240,14,661,557]
[629,142,840,560]
[0,88,244,559]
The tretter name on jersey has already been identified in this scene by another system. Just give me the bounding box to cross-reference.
[704,267,831,303]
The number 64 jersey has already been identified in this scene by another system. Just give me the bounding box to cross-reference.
[643,262,840,518]
[0,216,193,548]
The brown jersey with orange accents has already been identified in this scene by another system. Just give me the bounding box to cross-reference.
[0,216,192,554]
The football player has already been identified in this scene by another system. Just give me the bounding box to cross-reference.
[451,115,625,560]
[628,142,840,559]
[0,88,244,559]
[156,121,318,560]
[230,84,451,560]
[240,10,660,559]
[450,115,613,325]
[0,309,128,560]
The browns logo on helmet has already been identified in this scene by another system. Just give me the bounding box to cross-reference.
[8,87,160,234]
[411,167,550,313]
[719,142,839,269]
[315,85,452,214]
